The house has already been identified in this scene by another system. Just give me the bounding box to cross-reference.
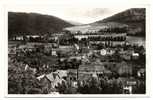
[24,64,37,74]
[100,49,107,56]
[38,74,52,93]
[132,52,139,60]
[37,74,45,81]
[26,35,40,38]
[78,63,112,82]
[15,36,24,40]
[55,70,68,79]
[36,75,58,93]
[37,72,67,90]
[71,81,78,88]
[46,73,61,88]
[123,86,132,94]
[8,47,16,55]
[100,48,115,56]
[81,54,90,64]
[74,44,80,50]
[117,77,138,94]
[51,50,57,56]
[137,68,145,78]
[69,56,82,60]
[59,45,74,49]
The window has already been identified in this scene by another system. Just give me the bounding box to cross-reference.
[73,77,76,81]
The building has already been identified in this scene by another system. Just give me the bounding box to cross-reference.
[137,68,145,78]
[116,61,133,76]
[37,72,67,91]
[78,63,112,81]
[132,52,139,60]
[117,77,138,94]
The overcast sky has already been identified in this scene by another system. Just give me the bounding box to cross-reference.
[8,7,130,24]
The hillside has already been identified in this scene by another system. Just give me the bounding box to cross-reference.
[65,8,145,37]
[94,8,146,37]
[65,22,127,33]
[67,20,83,25]
[8,12,74,38]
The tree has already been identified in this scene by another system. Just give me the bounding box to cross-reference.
[8,61,42,94]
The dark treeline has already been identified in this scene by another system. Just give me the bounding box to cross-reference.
[8,12,73,39]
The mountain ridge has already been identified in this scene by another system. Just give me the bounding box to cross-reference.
[8,12,74,38]
[93,8,145,36]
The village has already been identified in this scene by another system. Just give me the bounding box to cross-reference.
[8,24,145,94]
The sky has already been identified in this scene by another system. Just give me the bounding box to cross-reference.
[8,6,130,24]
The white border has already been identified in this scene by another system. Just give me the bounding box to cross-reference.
[0,0,152,98]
